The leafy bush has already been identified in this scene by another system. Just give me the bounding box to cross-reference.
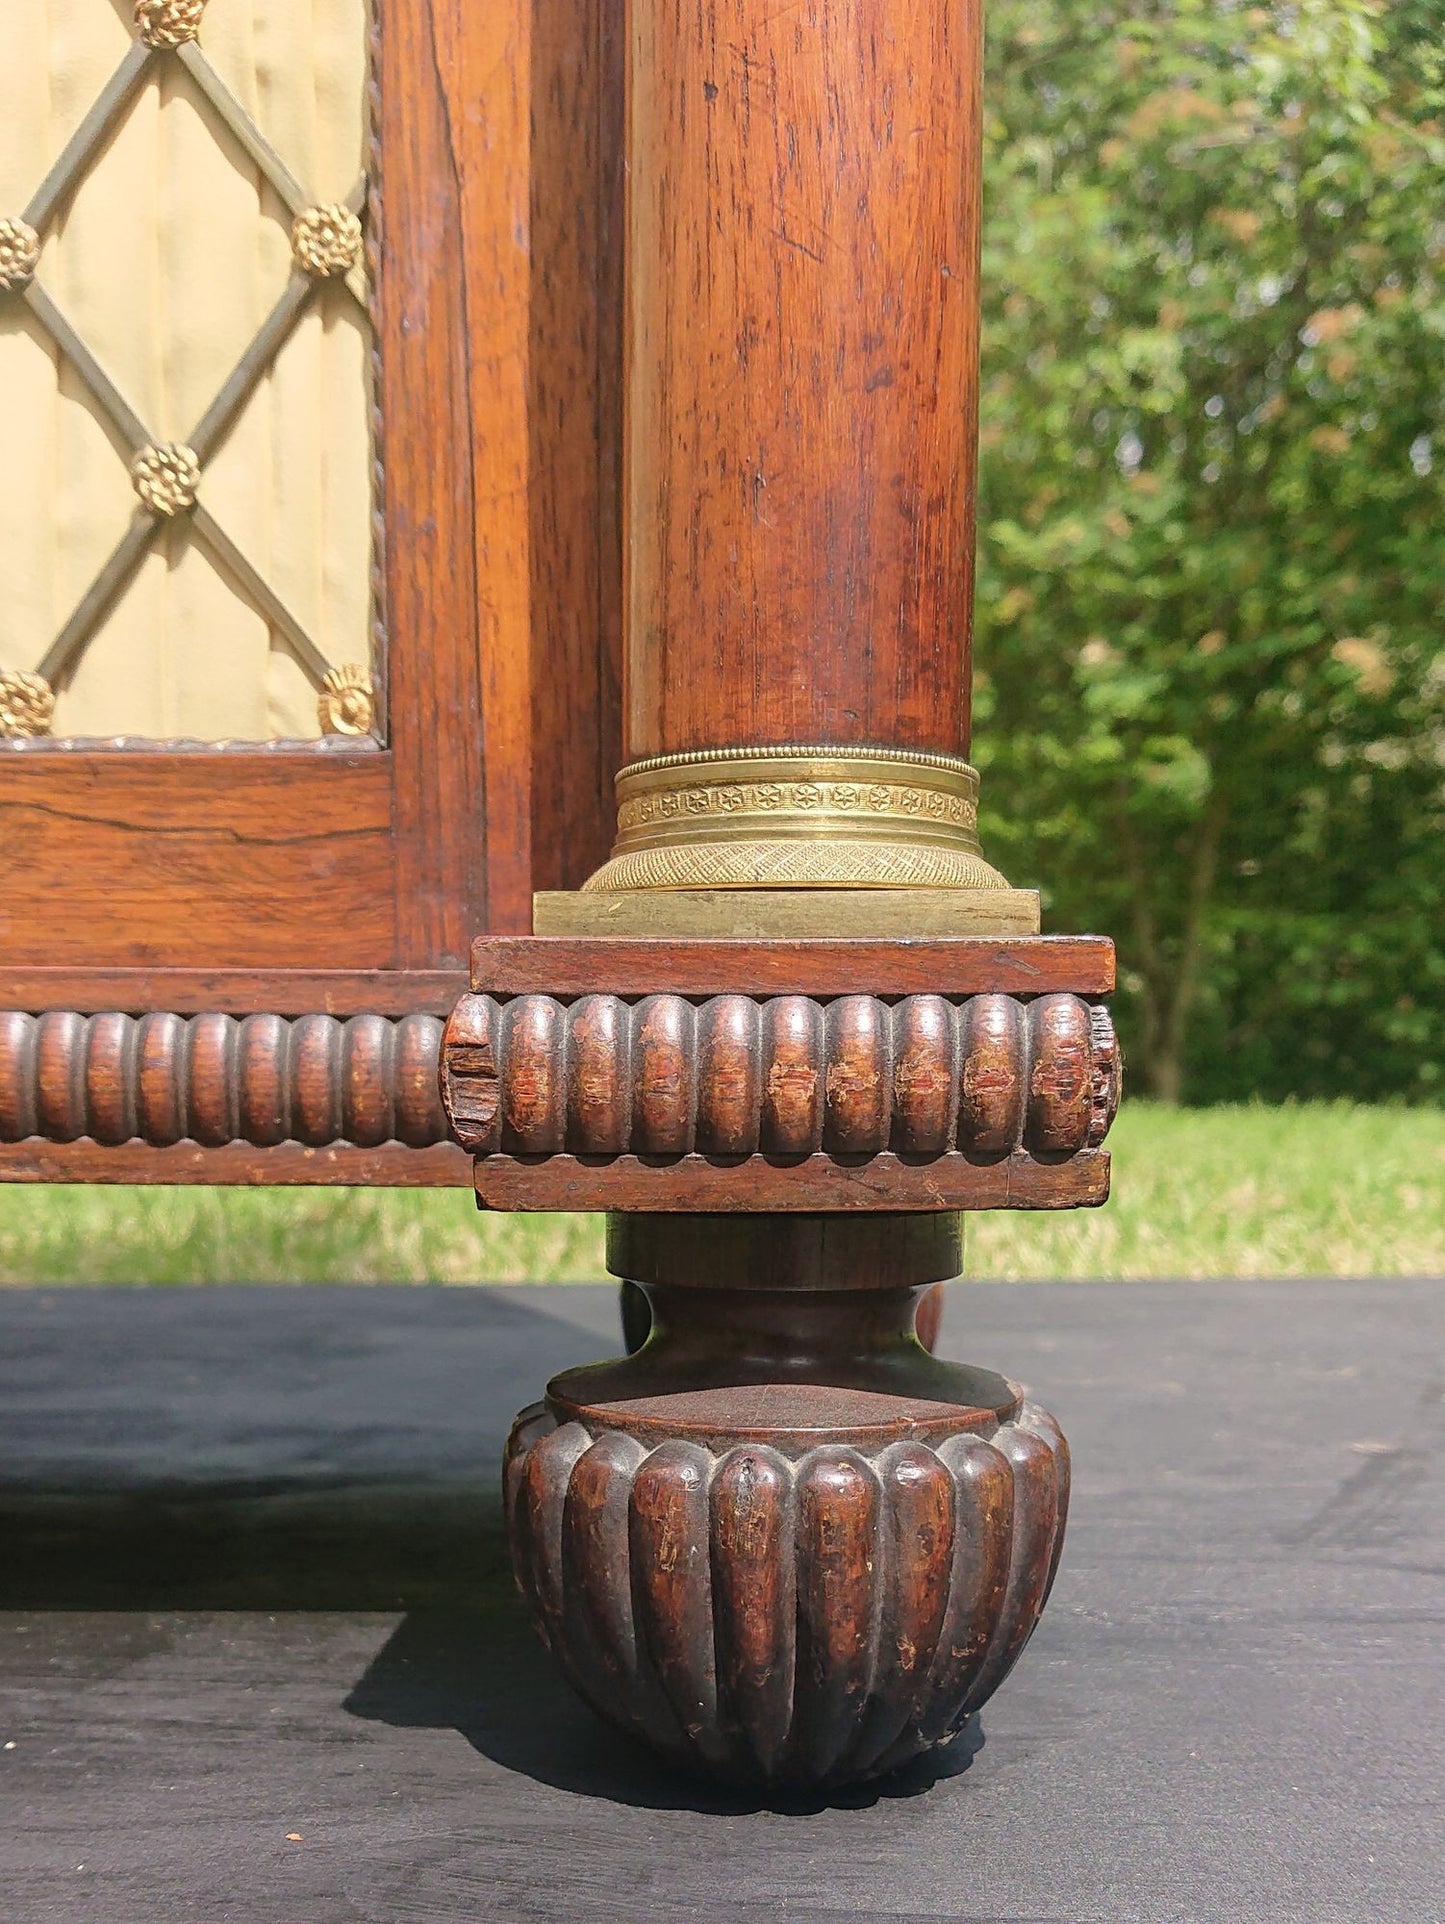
[975,0,1445,1100]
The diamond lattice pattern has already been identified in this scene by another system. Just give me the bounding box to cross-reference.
[0,0,376,743]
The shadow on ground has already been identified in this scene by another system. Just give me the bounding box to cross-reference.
[0,1279,983,1812]
[0,1485,504,1611]
[343,1598,983,1815]
[1,1484,982,1814]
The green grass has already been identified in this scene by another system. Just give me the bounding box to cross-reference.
[0,1102,1439,1285]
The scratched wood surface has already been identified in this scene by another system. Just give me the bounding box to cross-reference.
[507,1385,1066,1785]
[0,1140,469,1185]
[475,1148,1111,1213]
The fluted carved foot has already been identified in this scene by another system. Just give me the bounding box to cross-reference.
[506,1389,1067,1788]
[504,1216,1068,1790]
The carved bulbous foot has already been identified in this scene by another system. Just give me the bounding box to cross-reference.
[505,1386,1068,1788]
[505,1214,1069,1790]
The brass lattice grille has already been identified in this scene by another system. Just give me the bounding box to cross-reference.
[0,2,377,743]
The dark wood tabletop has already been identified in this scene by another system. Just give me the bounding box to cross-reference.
[0,1276,1439,1924]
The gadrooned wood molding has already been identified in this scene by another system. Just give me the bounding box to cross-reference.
[0,1009,448,1148]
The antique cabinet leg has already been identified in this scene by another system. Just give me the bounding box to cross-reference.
[442,0,1114,1792]
[509,1217,1068,1789]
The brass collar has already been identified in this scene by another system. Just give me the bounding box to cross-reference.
[584,745,1009,891]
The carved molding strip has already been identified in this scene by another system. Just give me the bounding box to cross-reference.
[442,990,1120,1163]
[0,1011,448,1150]
[474,1147,1111,1214]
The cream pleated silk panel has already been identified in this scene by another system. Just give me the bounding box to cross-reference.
[0,0,374,740]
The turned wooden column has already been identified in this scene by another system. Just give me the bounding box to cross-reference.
[442,0,1117,1792]
[551,0,1021,915]
[627,0,982,758]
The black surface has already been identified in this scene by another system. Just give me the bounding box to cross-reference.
[0,1277,1441,1924]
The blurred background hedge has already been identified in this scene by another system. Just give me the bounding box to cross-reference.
[973,0,1444,1103]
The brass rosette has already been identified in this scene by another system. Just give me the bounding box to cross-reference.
[583,746,1010,891]
[0,218,41,292]
[291,205,364,279]
[0,669,56,740]
[317,664,376,737]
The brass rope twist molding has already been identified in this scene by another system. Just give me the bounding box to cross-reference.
[291,205,364,279]
[131,442,201,518]
[0,218,41,292]
[133,0,206,49]
[585,746,1011,891]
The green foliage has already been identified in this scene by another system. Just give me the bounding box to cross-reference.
[974,0,1445,1100]
[0,1105,1438,1281]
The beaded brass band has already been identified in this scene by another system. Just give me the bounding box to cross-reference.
[583,746,1010,892]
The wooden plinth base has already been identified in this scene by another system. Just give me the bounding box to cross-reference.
[504,1215,1070,1790]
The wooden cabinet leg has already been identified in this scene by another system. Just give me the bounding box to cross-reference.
[621,1277,947,1357]
[511,1216,1068,1788]
[437,0,1111,1795]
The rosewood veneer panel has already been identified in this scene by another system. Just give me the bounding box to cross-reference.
[0,757,395,969]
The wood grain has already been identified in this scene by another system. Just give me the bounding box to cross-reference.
[379,0,489,960]
[0,970,467,1016]
[0,757,395,969]
[472,935,1116,998]
[626,0,983,757]
[474,1147,1111,1213]
[528,0,625,899]
[415,0,622,935]
[0,1140,469,1184]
